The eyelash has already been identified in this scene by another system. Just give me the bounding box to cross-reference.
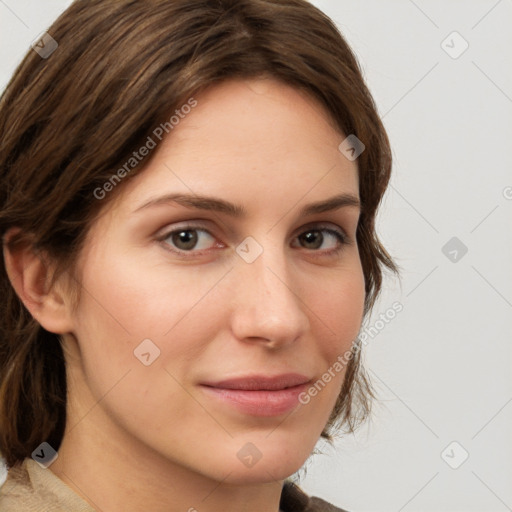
[156,222,352,258]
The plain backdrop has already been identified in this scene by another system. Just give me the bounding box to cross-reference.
[0,1,511,511]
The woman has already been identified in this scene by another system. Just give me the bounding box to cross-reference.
[0,0,398,510]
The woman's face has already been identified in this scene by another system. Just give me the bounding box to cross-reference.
[63,78,365,484]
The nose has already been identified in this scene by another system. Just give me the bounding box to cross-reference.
[229,243,310,349]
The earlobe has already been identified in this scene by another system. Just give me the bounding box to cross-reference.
[2,228,75,334]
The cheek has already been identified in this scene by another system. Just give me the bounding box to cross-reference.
[310,265,365,356]
[71,250,227,394]
[75,245,223,338]
[68,259,220,440]
[296,264,365,411]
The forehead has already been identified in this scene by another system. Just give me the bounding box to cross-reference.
[110,78,359,217]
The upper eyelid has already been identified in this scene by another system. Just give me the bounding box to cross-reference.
[158,220,349,235]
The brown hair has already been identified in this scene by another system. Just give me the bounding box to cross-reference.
[0,0,399,468]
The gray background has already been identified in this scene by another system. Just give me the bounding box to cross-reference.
[1,1,511,511]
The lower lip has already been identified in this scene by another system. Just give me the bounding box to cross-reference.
[200,384,309,417]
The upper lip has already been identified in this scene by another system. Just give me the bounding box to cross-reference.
[201,373,311,391]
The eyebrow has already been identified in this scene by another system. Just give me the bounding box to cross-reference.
[132,192,361,217]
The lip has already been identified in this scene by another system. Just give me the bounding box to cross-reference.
[200,373,311,417]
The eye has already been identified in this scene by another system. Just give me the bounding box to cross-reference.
[159,225,219,254]
[293,225,349,255]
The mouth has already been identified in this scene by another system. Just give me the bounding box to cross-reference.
[199,373,311,417]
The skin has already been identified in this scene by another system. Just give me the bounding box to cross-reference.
[5,78,365,512]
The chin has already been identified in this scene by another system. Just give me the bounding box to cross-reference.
[220,459,305,486]
[213,438,313,485]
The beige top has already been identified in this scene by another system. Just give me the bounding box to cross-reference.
[0,458,346,511]
[0,458,94,511]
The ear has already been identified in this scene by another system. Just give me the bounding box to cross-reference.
[3,228,75,334]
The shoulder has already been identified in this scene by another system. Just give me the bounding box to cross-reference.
[280,480,351,512]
